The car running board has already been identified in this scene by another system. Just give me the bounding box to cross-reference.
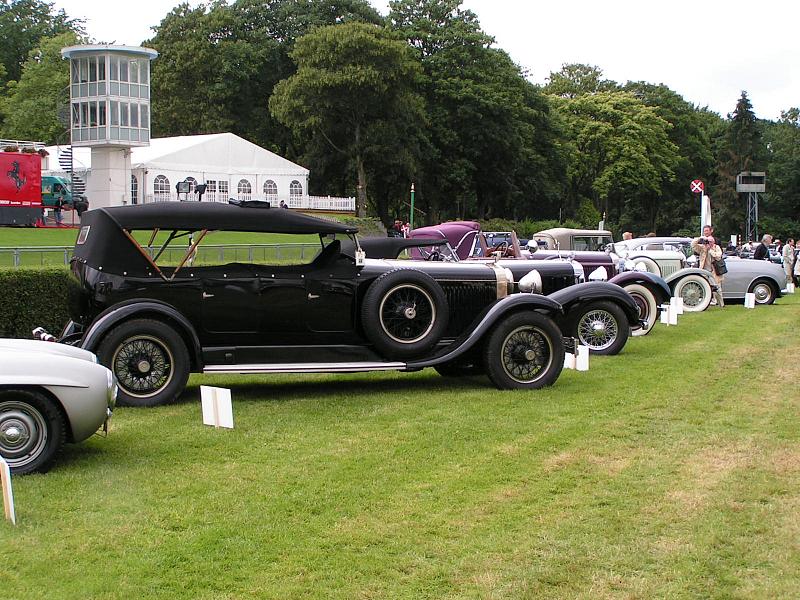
[203,361,407,374]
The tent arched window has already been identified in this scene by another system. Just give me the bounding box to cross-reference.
[289,180,303,205]
[237,179,252,200]
[263,180,277,202]
[185,176,197,194]
[131,174,138,204]
[153,175,170,201]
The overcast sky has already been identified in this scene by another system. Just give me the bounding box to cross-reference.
[51,0,797,121]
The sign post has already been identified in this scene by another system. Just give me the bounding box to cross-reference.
[690,180,706,234]
[409,183,415,231]
[0,456,16,525]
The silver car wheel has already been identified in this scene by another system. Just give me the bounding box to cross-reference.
[577,309,618,351]
[752,282,774,304]
[0,400,47,469]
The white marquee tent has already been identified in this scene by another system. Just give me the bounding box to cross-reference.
[43,132,354,211]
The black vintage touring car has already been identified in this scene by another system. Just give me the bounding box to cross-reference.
[39,202,642,406]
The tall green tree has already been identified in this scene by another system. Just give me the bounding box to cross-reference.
[0,0,83,86]
[0,30,79,143]
[147,1,252,138]
[270,22,425,217]
[551,91,680,231]
[761,108,800,231]
[543,63,618,98]
[147,0,381,156]
[389,0,564,222]
[714,91,767,237]
[623,82,720,234]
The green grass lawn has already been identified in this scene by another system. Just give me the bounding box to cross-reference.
[2,297,800,598]
[0,227,321,268]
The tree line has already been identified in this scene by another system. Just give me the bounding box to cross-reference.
[1,0,799,241]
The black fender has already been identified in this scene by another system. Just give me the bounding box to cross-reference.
[79,299,203,370]
[547,281,642,330]
[407,293,564,369]
[609,271,672,305]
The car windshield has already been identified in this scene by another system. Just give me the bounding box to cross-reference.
[572,235,613,251]
[129,229,334,269]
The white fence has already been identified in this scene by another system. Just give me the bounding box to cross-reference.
[142,193,355,212]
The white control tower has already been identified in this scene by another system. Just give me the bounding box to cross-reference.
[61,45,158,208]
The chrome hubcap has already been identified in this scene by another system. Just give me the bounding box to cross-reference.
[0,423,27,446]
[0,401,46,466]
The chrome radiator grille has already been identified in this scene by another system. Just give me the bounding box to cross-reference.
[658,261,682,278]
[440,281,496,336]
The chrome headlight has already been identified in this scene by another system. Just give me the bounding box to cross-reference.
[572,261,586,283]
[518,269,543,293]
[587,266,607,281]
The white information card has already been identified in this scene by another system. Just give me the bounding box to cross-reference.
[201,386,234,429]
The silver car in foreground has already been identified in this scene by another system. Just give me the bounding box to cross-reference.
[0,339,116,474]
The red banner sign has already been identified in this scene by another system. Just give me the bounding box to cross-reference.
[0,152,42,207]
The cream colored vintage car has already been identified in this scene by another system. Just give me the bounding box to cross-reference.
[0,339,116,474]
[531,228,719,312]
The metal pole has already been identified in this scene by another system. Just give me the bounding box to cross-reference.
[410,183,415,231]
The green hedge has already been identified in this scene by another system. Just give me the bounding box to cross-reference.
[0,268,73,338]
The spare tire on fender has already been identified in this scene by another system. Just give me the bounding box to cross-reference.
[361,269,449,359]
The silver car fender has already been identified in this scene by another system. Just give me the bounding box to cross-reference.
[0,347,114,443]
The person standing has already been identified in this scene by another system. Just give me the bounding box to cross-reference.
[54,196,64,226]
[753,234,772,260]
[691,225,725,307]
[782,238,795,283]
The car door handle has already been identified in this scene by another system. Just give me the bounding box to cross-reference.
[202,292,214,299]
[308,293,320,300]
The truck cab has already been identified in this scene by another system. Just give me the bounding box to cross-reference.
[41,176,73,207]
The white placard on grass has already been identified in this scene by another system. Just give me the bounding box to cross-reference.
[744,293,756,309]
[576,345,589,371]
[201,386,234,429]
[0,456,16,525]
[670,296,684,315]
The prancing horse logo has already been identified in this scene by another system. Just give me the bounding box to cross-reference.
[7,160,26,191]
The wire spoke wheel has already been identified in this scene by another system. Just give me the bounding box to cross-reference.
[500,326,552,384]
[379,284,436,344]
[0,400,48,469]
[577,309,618,351]
[112,335,175,398]
[680,280,706,307]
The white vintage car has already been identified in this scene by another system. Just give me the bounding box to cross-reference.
[0,339,116,474]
